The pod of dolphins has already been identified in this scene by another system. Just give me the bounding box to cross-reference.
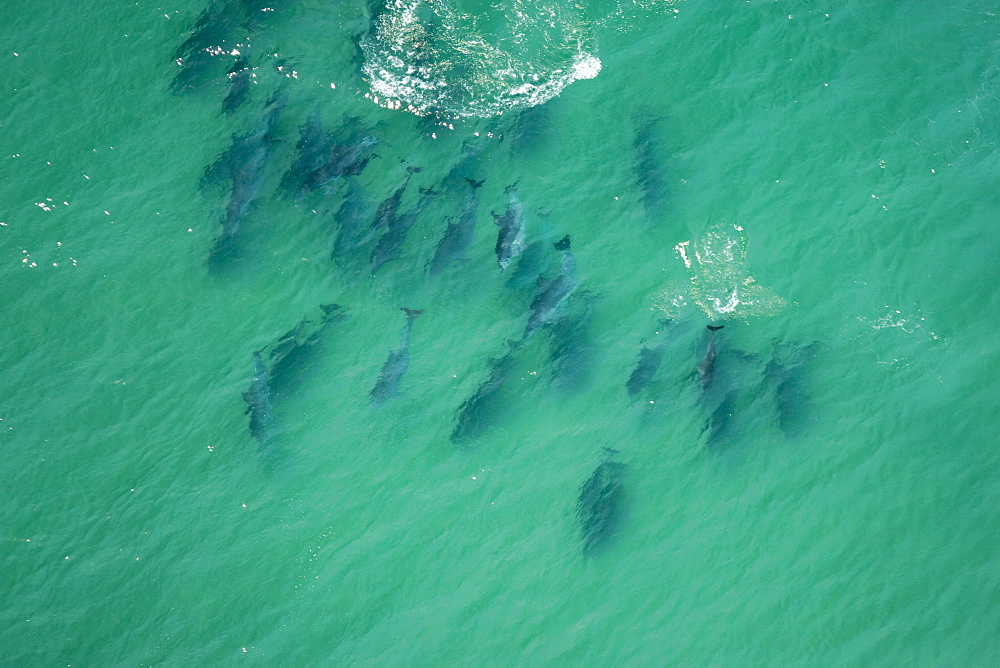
[172,2,821,556]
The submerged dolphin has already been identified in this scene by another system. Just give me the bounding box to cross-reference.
[451,350,516,444]
[626,320,679,397]
[634,117,667,216]
[549,291,600,393]
[627,343,667,397]
[243,350,274,444]
[221,52,252,116]
[522,236,578,341]
[577,449,626,554]
[297,132,379,197]
[697,324,724,391]
[266,303,349,398]
[492,184,527,271]
[280,107,331,195]
[766,341,821,437]
[370,308,423,405]
[206,91,286,267]
[330,177,372,258]
[427,177,485,275]
[371,187,436,275]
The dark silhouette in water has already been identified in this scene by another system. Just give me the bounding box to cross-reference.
[704,389,739,447]
[371,187,436,274]
[548,291,600,393]
[366,166,421,237]
[280,107,331,196]
[427,177,485,275]
[577,449,626,554]
[221,52,252,116]
[330,177,372,258]
[625,319,698,398]
[243,351,273,444]
[265,304,349,398]
[626,321,678,397]
[697,324,724,392]
[634,117,667,216]
[370,308,423,405]
[451,350,516,444]
[204,91,286,270]
[766,342,821,437]
[522,236,578,341]
[510,102,552,155]
[171,2,239,93]
[296,130,379,198]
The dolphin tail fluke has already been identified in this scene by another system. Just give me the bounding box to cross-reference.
[707,324,724,331]
[465,177,486,190]
[402,307,424,319]
[554,235,571,251]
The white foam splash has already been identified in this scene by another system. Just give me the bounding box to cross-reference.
[660,222,787,321]
[362,0,602,118]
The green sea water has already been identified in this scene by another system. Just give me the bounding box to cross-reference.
[2,0,999,664]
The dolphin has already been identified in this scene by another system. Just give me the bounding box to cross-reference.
[522,236,578,341]
[370,186,436,275]
[297,132,379,196]
[510,102,552,155]
[370,308,423,405]
[171,2,238,93]
[427,177,485,275]
[766,341,821,437]
[369,166,421,233]
[697,324,724,391]
[451,350,515,444]
[577,449,626,554]
[705,389,738,447]
[626,320,681,397]
[627,342,667,397]
[503,238,551,291]
[243,350,274,444]
[549,291,600,393]
[492,184,527,271]
[279,107,332,195]
[330,177,372,258]
[634,117,667,216]
[221,52,252,116]
[206,91,286,268]
[265,303,349,398]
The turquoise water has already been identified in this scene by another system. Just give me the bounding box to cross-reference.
[2,0,999,664]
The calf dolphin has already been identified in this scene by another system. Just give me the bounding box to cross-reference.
[370,308,423,405]
[522,236,578,341]
[697,324,724,391]
[492,184,527,271]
